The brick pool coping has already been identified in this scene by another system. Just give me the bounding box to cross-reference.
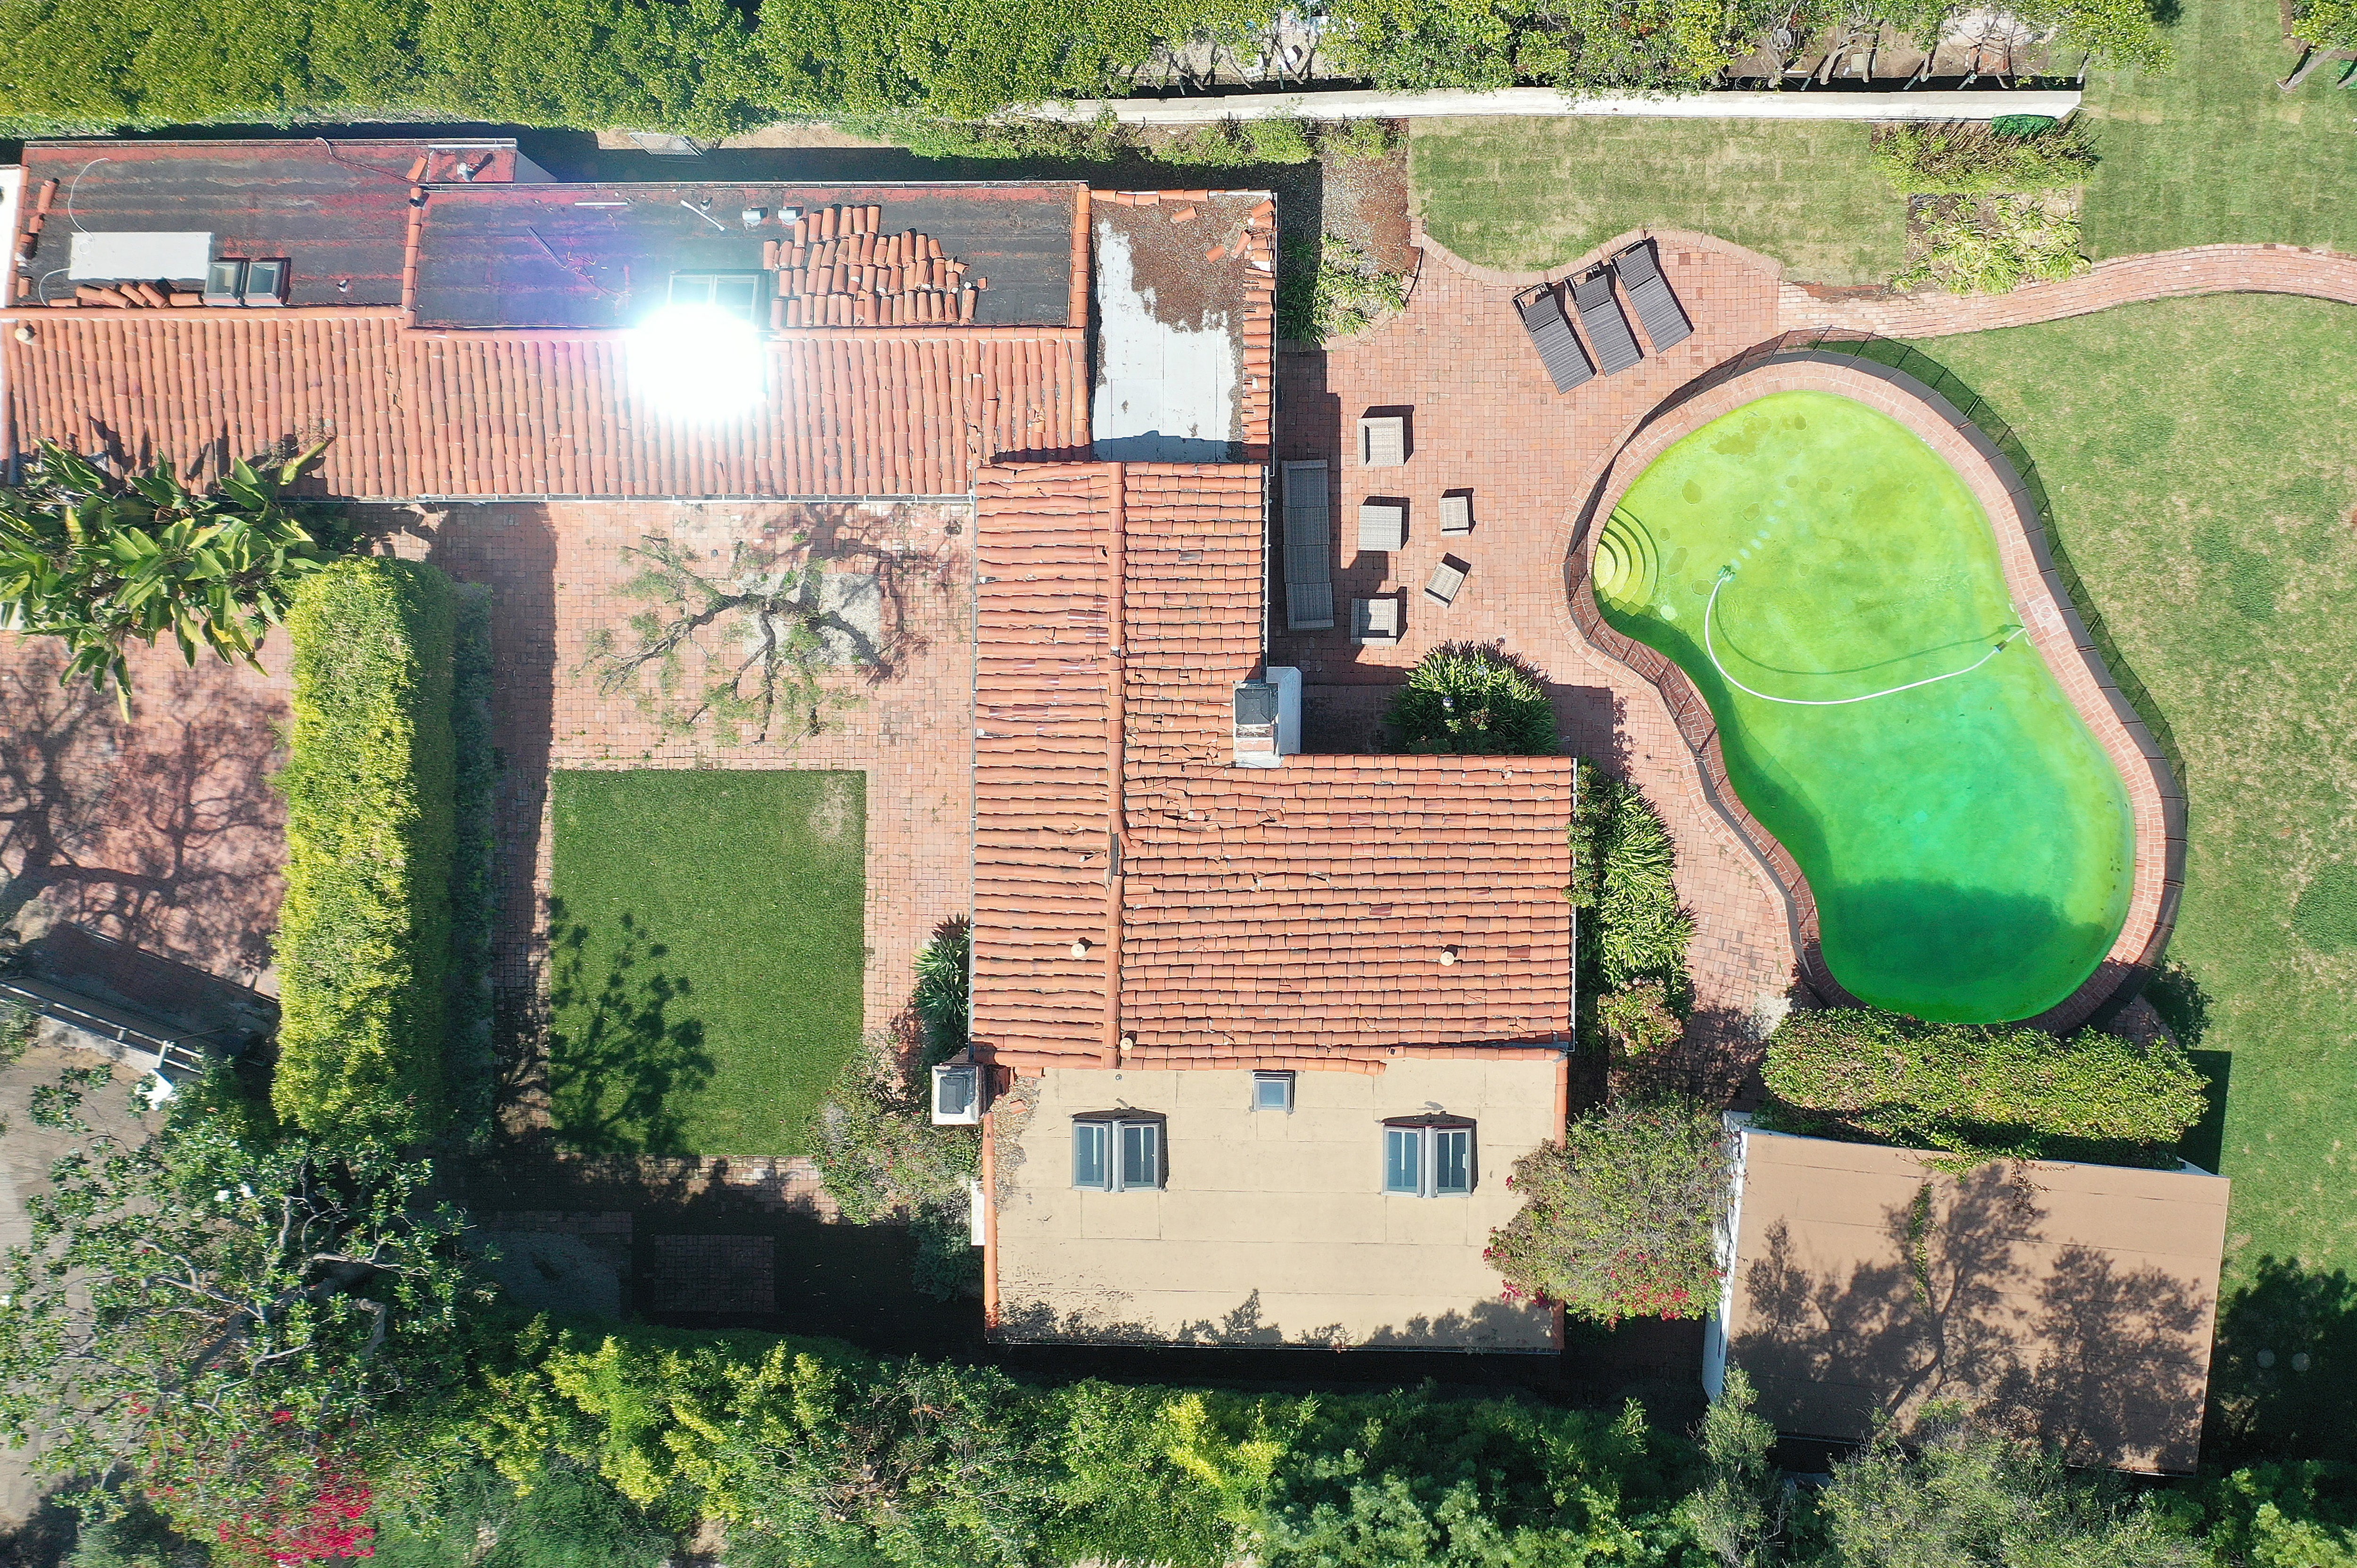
[1564,349,2184,1034]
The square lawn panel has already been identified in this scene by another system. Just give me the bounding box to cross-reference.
[547,770,865,1157]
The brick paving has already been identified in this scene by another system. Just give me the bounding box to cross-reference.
[1779,242,2357,337]
[1274,228,1805,1069]
[375,498,975,1083]
[0,635,289,990]
[649,1233,778,1314]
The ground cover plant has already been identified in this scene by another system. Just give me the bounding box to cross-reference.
[1487,1100,1732,1322]
[1895,196,2091,295]
[1568,762,1695,1050]
[1873,120,2099,195]
[1760,1008,2206,1167]
[274,557,456,1142]
[545,769,865,1157]
[1907,296,2357,1287]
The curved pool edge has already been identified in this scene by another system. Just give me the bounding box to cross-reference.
[1562,346,2185,1033]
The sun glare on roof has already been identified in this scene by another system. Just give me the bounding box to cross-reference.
[628,302,765,421]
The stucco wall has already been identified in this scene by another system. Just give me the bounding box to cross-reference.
[993,1057,1559,1348]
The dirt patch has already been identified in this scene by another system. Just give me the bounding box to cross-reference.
[807,773,857,842]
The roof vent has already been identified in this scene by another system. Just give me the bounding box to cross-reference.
[931,1061,983,1125]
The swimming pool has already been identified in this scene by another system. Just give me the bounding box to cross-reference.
[1592,389,2134,1023]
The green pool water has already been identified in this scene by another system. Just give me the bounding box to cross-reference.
[1594,390,2133,1022]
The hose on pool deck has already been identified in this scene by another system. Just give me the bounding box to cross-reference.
[1701,566,2027,707]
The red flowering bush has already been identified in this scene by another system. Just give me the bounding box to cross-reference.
[1485,1101,1733,1323]
[212,1458,377,1566]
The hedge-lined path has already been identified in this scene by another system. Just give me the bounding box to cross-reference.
[1776,241,2357,337]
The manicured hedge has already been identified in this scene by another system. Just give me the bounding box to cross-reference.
[273,557,456,1142]
[1760,1008,2208,1166]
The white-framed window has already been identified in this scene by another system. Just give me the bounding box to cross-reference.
[668,271,767,324]
[1073,1116,1163,1191]
[1383,1120,1475,1197]
[1252,1070,1296,1112]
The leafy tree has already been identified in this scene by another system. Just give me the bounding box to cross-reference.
[0,1068,483,1558]
[1678,1369,1784,1568]
[1387,641,1559,755]
[0,442,333,712]
[1805,1404,2204,1567]
[1486,1100,1732,1322]
[2187,1463,2357,1567]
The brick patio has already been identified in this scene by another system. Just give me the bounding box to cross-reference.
[1272,229,1805,1069]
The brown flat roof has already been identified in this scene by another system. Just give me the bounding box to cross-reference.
[1718,1122,2230,1473]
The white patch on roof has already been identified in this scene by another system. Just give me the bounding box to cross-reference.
[1091,222,1237,463]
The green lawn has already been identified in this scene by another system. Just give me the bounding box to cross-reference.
[1409,117,1905,285]
[1411,0,2354,283]
[1909,297,2357,1290]
[2078,0,2357,259]
[545,770,866,1158]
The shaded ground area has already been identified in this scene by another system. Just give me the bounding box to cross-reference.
[1909,296,2357,1292]
[0,639,288,992]
[1411,118,1906,285]
[540,770,865,1158]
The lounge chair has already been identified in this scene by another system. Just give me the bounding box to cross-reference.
[1358,499,1407,555]
[1612,239,1692,351]
[1353,596,1402,644]
[1572,271,1643,376]
[1440,490,1474,536]
[1281,460,1335,631]
[1515,284,1595,394]
[1425,555,1469,607]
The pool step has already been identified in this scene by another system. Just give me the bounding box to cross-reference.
[1594,507,1660,607]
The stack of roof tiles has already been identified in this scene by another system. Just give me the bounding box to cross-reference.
[766,205,984,328]
[971,461,1575,1075]
[1,312,1086,498]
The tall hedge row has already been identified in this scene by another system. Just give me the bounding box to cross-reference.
[1760,1008,2207,1167]
[274,557,456,1142]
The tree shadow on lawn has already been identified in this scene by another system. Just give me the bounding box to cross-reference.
[2206,1255,2357,1469]
[543,898,715,1157]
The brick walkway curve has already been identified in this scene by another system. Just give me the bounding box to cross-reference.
[1778,241,2357,337]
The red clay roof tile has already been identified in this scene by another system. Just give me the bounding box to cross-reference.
[972,460,1574,1074]
[1,313,1086,498]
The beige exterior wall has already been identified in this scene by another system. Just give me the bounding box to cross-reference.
[992,1057,1559,1349]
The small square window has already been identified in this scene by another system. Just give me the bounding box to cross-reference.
[1433,1128,1472,1195]
[1252,1070,1295,1112]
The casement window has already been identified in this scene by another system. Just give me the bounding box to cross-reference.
[1252,1070,1296,1112]
[1383,1118,1475,1198]
[1073,1115,1163,1191]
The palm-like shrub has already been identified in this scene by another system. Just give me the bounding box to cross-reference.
[0,442,333,710]
[1387,642,1558,755]
[1486,1100,1732,1322]
[912,918,970,1062]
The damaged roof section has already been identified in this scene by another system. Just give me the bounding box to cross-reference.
[1091,191,1274,462]
[414,182,1084,329]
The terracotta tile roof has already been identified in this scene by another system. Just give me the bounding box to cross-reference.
[972,462,1121,1065]
[1,312,1088,498]
[970,460,1575,1074]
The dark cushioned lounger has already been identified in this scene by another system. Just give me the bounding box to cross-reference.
[1612,238,1693,351]
[1572,270,1643,375]
[1516,283,1595,393]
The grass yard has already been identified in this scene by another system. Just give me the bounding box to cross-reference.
[1410,0,2352,285]
[2078,0,2357,260]
[1409,117,1905,284]
[545,769,865,1158]
[1909,297,2357,1293]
